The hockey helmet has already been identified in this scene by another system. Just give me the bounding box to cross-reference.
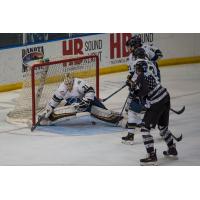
[64,73,74,91]
[135,61,148,74]
[129,35,142,48]
[134,47,146,59]
[126,38,132,47]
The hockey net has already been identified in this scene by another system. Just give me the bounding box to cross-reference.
[7,55,99,126]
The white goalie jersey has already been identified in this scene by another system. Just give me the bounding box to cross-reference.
[49,78,95,108]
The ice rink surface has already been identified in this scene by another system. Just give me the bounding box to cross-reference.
[0,64,200,166]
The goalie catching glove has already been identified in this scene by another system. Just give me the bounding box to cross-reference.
[77,97,92,112]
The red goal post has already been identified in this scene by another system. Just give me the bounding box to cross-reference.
[7,55,100,127]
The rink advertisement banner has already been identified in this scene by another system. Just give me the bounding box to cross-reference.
[1,33,200,89]
[22,46,45,73]
[0,33,154,85]
[61,33,154,66]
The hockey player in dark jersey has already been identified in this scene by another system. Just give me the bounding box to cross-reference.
[126,60,178,165]
[122,48,160,144]
[126,35,163,82]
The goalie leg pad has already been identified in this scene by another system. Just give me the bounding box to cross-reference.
[49,106,77,121]
[39,105,77,125]
[90,105,123,123]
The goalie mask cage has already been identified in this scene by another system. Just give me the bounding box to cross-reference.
[7,55,99,127]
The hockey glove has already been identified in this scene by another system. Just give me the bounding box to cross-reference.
[144,100,151,109]
[127,74,132,81]
[129,91,137,100]
[77,98,92,112]
[126,75,135,90]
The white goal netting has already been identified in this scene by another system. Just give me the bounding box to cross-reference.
[7,55,99,125]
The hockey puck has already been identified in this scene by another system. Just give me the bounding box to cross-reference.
[92,121,96,125]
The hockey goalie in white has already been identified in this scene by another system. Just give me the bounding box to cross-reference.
[39,73,123,125]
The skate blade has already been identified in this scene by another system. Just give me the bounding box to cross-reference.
[164,155,179,160]
[121,140,134,145]
[140,161,158,166]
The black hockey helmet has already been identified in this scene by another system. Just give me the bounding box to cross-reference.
[135,61,148,73]
[134,47,146,59]
[129,35,142,48]
[125,37,132,47]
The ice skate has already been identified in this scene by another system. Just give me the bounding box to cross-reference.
[163,144,178,159]
[140,150,157,166]
[121,133,134,145]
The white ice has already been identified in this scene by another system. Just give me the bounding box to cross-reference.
[0,64,200,165]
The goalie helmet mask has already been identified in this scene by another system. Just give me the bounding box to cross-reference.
[64,73,74,91]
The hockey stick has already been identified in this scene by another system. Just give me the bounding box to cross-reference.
[31,111,78,132]
[115,94,129,126]
[101,84,126,102]
[31,113,45,132]
[171,133,183,142]
[170,106,185,115]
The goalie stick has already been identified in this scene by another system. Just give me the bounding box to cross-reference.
[101,84,126,102]
[31,110,77,132]
[170,106,185,115]
[31,113,46,132]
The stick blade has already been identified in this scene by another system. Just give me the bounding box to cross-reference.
[31,114,45,132]
[171,106,185,115]
[177,134,183,142]
[178,106,185,114]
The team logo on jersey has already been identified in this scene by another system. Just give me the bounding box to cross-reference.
[21,46,44,73]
